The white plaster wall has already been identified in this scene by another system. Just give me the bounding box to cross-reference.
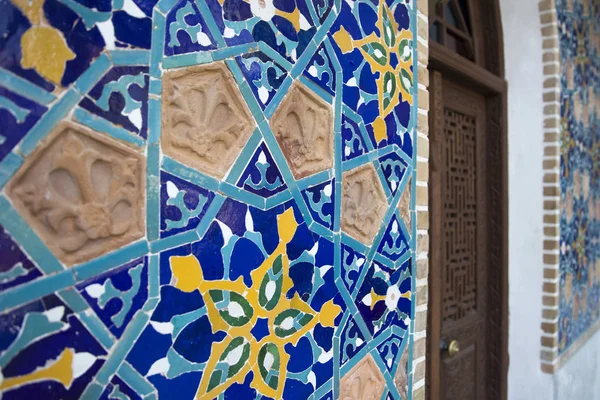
[554,330,600,400]
[500,1,600,399]
[499,0,554,399]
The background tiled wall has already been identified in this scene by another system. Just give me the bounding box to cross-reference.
[540,0,600,372]
[0,0,422,398]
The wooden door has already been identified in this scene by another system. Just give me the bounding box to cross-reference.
[428,72,489,400]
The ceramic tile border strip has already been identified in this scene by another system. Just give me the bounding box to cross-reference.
[409,0,430,398]
[538,0,561,374]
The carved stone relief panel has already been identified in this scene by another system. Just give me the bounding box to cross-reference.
[339,353,385,400]
[161,62,254,179]
[398,176,412,229]
[7,122,145,266]
[394,344,410,400]
[341,164,387,245]
[271,82,333,179]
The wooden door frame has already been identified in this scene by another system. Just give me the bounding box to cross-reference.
[426,5,509,398]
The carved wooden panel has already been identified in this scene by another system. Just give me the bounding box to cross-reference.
[7,122,145,266]
[271,82,333,179]
[485,94,505,399]
[339,354,385,400]
[161,62,254,179]
[442,346,476,400]
[341,164,388,245]
[441,107,478,324]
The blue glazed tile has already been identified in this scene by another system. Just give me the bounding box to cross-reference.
[339,244,365,294]
[0,0,419,395]
[0,86,47,163]
[236,51,288,110]
[99,375,143,400]
[79,66,150,139]
[0,295,106,399]
[338,313,368,367]
[236,141,287,198]
[77,257,149,338]
[160,171,215,238]
[341,114,368,162]
[303,43,336,96]
[311,0,333,25]
[0,226,42,293]
[376,331,406,374]
[354,258,412,338]
[378,151,409,196]
[301,179,335,230]
[377,214,410,262]
[164,0,217,56]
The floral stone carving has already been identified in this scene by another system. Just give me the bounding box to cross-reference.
[339,353,385,400]
[271,82,333,179]
[161,62,254,179]
[342,164,388,245]
[7,122,145,266]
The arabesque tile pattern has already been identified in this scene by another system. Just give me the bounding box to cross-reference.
[0,0,419,398]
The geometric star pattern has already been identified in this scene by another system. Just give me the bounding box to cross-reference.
[0,0,418,398]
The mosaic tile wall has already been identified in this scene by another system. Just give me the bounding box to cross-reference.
[558,0,600,354]
[0,0,418,398]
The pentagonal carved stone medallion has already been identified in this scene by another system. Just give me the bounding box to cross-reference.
[7,122,145,266]
[271,82,333,179]
[161,62,254,179]
[342,164,387,245]
[339,354,385,400]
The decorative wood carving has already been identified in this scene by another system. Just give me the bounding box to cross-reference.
[341,164,388,245]
[161,62,254,179]
[271,82,333,179]
[441,107,478,323]
[7,122,145,266]
[339,354,385,400]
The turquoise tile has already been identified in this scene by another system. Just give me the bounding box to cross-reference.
[147,143,161,240]
[150,229,199,254]
[224,129,262,184]
[0,196,64,274]
[264,77,292,118]
[148,255,159,298]
[0,68,56,105]
[196,194,224,238]
[18,88,81,156]
[257,42,294,71]
[80,383,104,400]
[73,107,145,148]
[156,0,179,13]
[0,152,23,190]
[79,310,117,350]
[264,189,293,209]
[57,288,90,313]
[296,169,332,190]
[298,75,333,104]
[149,78,162,95]
[147,98,162,144]
[110,50,151,66]
[0,270,74,313]
[118,362,156,396]
[213,43,257,61]
[72,240,149,281]
[162,52,213,69]
[219,181,265,209]
[193,0,226,47]
[73,54,112,95]
[161,156,221,192]
[95,311,151,385]
[150,11,166,78]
